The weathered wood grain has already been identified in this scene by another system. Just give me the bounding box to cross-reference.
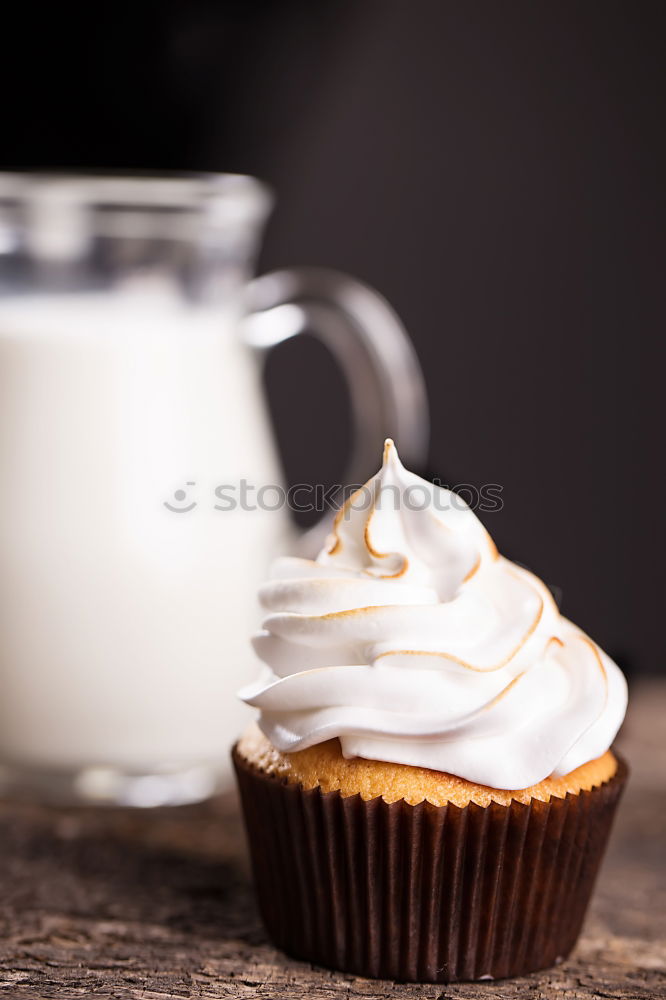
[0,681,664,999]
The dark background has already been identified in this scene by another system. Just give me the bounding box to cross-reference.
[2,1,663,674]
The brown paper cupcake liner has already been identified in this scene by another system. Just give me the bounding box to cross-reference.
[233,746,627,983]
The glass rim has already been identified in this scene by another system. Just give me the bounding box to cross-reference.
[0,170,274,228]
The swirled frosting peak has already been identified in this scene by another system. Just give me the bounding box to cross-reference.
[239,441,627,789]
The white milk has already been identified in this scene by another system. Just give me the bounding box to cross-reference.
[0,287,293,781]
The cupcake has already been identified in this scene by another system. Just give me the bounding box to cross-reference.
[234,440,628,982]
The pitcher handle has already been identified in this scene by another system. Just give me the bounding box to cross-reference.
[243,267,429,549]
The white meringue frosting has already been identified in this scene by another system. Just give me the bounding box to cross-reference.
[239,441,627,789]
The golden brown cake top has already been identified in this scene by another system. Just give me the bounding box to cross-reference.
[237,724,618,808]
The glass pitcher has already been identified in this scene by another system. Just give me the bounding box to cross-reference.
[0,172,428,805]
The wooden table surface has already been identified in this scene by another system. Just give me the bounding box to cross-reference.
[0,681,664,1000]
